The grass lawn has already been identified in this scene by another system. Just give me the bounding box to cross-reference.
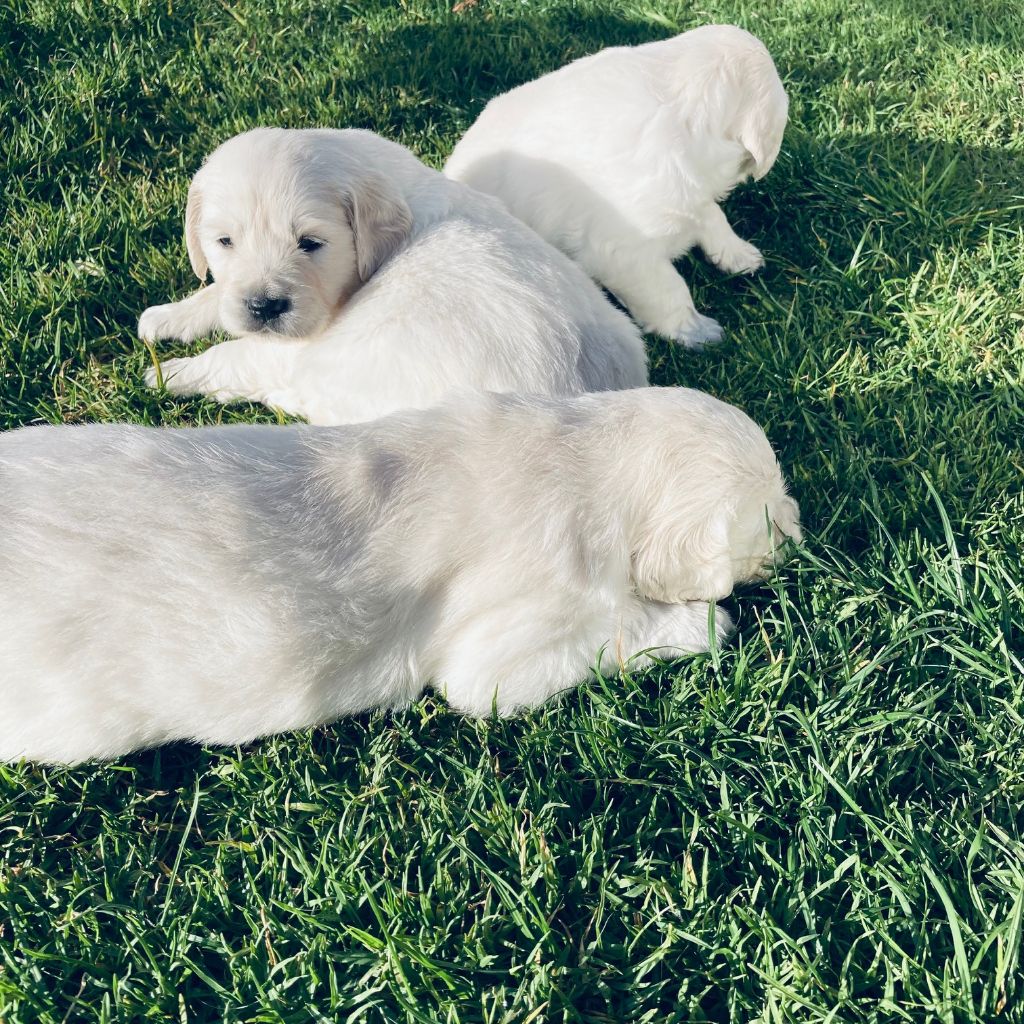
[2,0,1023,1020]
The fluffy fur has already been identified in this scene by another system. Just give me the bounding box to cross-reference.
[445,24,789,346]
[0,387,800,764]
[139,128,648,424]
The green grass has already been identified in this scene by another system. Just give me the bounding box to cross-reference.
[1,0,1023,1020]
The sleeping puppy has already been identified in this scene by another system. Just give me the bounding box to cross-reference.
[445,24,789,346]
[0,387,800,764]
[139,128,648,424]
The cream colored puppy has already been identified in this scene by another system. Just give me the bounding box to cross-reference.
[139,128,647,424]
[445,24,789,346]
[0,388,799,764]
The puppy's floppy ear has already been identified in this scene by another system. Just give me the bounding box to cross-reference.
[343,174,413,282]
[631,508,735,603]
[184,172,208,281]
[738,85,789,181]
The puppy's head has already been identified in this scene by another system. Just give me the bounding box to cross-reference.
[730,32,789,181]
[623,389,801,603]
[185,128,413,338]
[679,26,789,183]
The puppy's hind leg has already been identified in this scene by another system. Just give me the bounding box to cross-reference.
[696,204,764,276]
[138,283,224,343]
[585,242,723,348]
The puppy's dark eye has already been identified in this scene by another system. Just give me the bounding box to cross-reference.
[298,237,324,253]
[217,236,233,248]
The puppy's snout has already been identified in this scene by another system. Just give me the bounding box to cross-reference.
[246,294,292,322]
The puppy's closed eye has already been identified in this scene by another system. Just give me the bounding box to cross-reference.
[298,237,324,253]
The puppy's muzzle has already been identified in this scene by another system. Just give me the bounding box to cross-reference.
[246,294,292,323]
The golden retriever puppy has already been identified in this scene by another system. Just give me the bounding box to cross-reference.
[139,128,648,423]
[0,388,799,764]
[446,25,789,346]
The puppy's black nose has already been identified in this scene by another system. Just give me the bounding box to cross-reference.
[246,295,291,321]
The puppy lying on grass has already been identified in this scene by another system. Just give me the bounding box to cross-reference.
[446,24,788,346]
[0,388,799,764]
[139,128,648,424]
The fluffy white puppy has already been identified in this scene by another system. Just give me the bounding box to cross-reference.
[0,387,799,764]
[139,128,647,424]
[445,24,789,346]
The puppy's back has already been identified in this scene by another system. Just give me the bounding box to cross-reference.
[0,422,416,762]
[446,24,787,187]
[0,403,603,762]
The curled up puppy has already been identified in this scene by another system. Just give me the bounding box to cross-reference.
[445,24,789,346]
[0,387,800,764]
[138,127,648,424]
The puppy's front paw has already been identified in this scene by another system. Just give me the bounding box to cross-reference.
[145,357,193,393]
[667,312,724,349]
[711,239,764,275]
[138,304,184,343]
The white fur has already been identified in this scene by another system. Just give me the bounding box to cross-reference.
[0,387,800,764]
[445,24,789,346]
[139,128,648,423]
